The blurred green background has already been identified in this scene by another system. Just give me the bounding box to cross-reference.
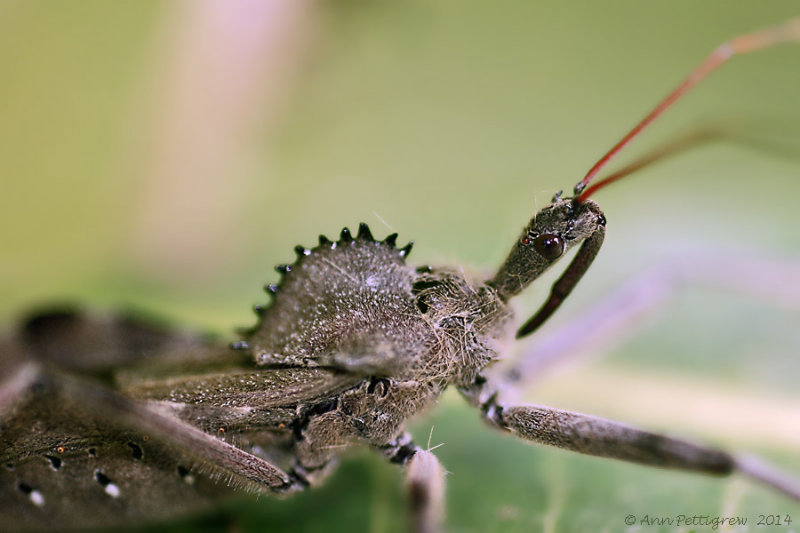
[2,1,799,531]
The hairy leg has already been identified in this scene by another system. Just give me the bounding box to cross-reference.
[407,450,445,533]
[459,380,800,501]
[376,434,446,533]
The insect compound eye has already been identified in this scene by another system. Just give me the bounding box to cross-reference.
[533,233,564,260]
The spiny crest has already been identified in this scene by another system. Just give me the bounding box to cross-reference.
[231,223,414,351]
[271,222,410,284]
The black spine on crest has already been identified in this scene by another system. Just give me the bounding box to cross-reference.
[264,283,279,295]
[357,222,374,241]
[340,227,353,242]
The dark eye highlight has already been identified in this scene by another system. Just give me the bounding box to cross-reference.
[533,234,564,260]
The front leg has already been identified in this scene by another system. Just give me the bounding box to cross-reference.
[461,380,800,501]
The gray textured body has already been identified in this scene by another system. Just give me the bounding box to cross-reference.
[3,197,798,532]
[0,224,511,530]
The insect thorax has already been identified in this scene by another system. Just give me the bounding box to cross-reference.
[245,226,513,388]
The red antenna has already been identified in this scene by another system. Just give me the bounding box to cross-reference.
[575,18,800,202]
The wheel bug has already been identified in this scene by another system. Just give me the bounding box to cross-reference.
[2,16,800,533]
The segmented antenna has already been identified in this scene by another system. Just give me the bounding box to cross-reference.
[574,18,800,202]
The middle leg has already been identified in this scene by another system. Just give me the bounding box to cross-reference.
[376,433,445,533]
